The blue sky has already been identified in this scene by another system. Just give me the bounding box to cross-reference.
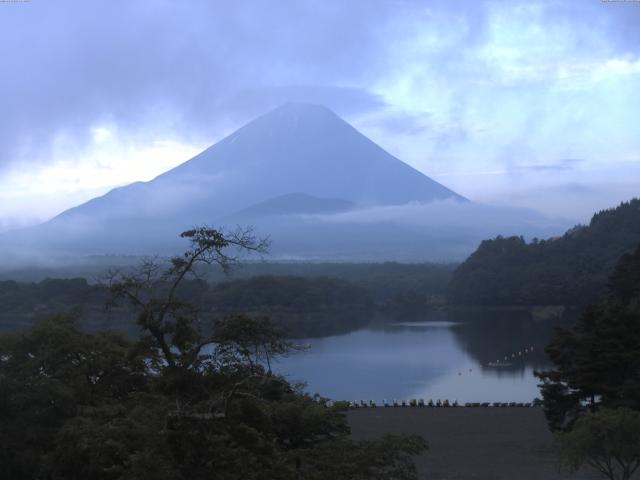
[0,0,638,230]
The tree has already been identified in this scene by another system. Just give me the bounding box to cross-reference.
[0,315,152,479]
[536,245,640,431]
[299,434,427,480]
[1,226,428,479]
[557,408,640,480]
[212,314,294,374]
[537,304,640,429]
[609,244,640,306]
[106,225,269,370]
[448,199,640,306]
[1,310,427,480]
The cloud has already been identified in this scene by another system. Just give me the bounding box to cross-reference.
[355,109,435,136]
[0,0,401,172]
[507,181,640,223]
[516,158,585,172]
[2,0,635,171]
[0,0,638,227]
[307,199,568,233]
[218,85,387,123]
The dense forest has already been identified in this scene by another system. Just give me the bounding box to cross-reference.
[0,227,427,479]
[448,199,640,306]
[0,261,454,303]
[0,276,371,338]
[0,264,453,337]
[533,243,640,479]
[208,275,373,336]
[0,262,454,337]
[0,230,447,479]
[536,242,640,425]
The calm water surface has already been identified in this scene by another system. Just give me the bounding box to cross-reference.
[275,315,564,403]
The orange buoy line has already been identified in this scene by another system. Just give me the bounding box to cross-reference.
[486,345,535,367]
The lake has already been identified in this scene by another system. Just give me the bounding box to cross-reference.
[275,312,570,404]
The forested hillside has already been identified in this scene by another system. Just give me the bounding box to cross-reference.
[208,275,374,336]
[0,275,375,338]
[0,262,454,336]
[537,243,640,431]
[448,199,640,305]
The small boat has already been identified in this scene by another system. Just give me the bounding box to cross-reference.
[487,362,513,367]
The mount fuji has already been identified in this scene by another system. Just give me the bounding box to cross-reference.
[2,103,565,261]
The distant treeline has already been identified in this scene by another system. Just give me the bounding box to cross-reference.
[448,199,640,306]
[208,275,373,337]
[0,278,108,332]
[1,261,454,301]
[0,263,455,337]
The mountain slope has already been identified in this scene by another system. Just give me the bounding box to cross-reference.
[447,198,640,305]
[55,103,463,223]
[1,103,567,261]
[5,103,470,255]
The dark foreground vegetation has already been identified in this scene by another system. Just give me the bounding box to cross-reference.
[449,198,640,306]
[0,227,426,480]
[537,243,640,429]
[535,243,640,479]
[0,315,427,480]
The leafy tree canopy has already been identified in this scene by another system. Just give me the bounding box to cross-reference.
[448,198,640,305]
[536,243,640,431]
[0,226,426,479]
[557,408,640,480]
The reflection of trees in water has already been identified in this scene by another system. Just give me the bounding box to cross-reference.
[446,308,579,376]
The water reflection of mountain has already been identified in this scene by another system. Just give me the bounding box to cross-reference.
[445,308,578,375]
